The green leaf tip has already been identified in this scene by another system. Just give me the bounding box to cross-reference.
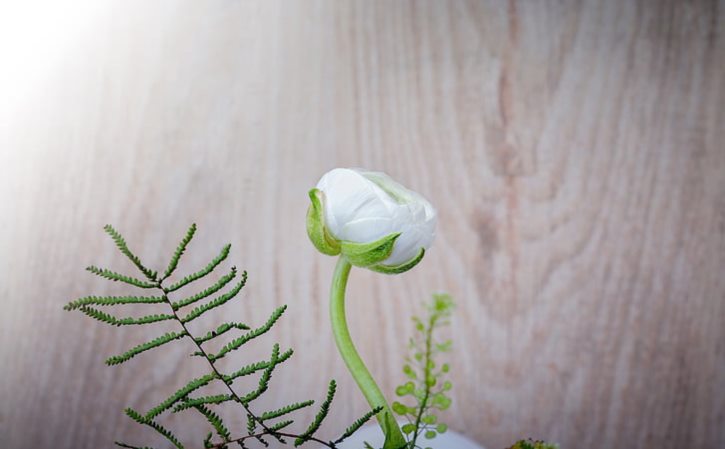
[295,379,337,446]
[340,232,400,267]
[507,439,559,449]
[259,400,315,421]
[79,306,174,326]
[124,407,185,449]
[86,266,157,289]
[163,223,197,280]
[105,331,187,366]
[306,188,341,256]
[64,294,165,311]
[194,404,230,443]
[103,224,158,281]
[334,405,384,444]
[167,243,232,292]
[369,247,425,275]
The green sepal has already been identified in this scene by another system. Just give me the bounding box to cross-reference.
[369,247,425,275]
[340,232,401,268]
[306,188,341,256]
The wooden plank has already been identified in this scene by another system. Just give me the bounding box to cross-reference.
[0,1,723,448]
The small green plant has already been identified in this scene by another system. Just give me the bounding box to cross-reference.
[391,294,454,449]
[64,224,382,449]
[506,439,559,449]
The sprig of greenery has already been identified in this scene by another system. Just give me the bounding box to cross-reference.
[506,439,559,449]
[65,224,382,449]
[392,293,455,449]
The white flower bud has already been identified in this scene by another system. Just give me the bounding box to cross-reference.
[308,168,436,272]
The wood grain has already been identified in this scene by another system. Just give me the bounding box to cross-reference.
[1,1,723,448]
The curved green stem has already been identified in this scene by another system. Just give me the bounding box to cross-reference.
[330,257,407,449]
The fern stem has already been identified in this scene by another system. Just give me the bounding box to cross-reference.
[156,280,338,449]
[329,257,406,449]
[409,311,437,448]
[208,430,333,449]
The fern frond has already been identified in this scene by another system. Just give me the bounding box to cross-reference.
[203,432,213,449]
[79,307,174,326]
[246,413,256,434]
[210,305,287,361]
[171,267,238,310]
[124,408,184,449]
[145,372,219,419]
[294,380,337,446]
[173,394,234,412]
[334,406,384,444]
[238,344,281,406]
[104,225,157,281]
[167,244,231,292]
[87,266,157,289]
[106,331,186,365]
[269,420,294,431]
[180,276,247,324]
[114,442,156,449]
[64,295,165,311]
[260,400,314,421]
[195,322,251,345]
[163,223,196,280]
[194,403,231,443]
[223,348,293,384]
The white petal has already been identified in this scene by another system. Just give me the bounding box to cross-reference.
[338,216,395,243]
[316,169,393,238]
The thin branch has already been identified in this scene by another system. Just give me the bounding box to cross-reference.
[154,279,338,449]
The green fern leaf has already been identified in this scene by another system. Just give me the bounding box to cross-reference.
[103,225,157,281]
[210,305,287,361]
[334,406,384,444]
[238,344,281,406]
[166,244,231,292]
[171,267,238,310]
[194,322,251,345]
[180,276,247,324]
[202,432,213,449]
[260,400,314,421]
[79,307,174,326]
[64,295,165,311]
[269,420,294,431]
[222,348,293,384]
[114,442,156,449]
[194,403,231,443]
[246,413,256,434]
[163,223,196,280]
[86,266,157,288]
[173,394,233,412]
[145,372,218,419]
[124,408,184,449]
[294,380,337,446]
[105,331,186,365]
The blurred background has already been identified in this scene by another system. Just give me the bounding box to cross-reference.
[1,1,723,448]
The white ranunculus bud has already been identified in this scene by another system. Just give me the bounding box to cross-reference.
[307,168,436,273]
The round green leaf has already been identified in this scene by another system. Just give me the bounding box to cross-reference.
[422,414,437,424]
[392,401,408,416]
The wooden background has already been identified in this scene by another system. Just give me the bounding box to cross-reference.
[1,1,723,448]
